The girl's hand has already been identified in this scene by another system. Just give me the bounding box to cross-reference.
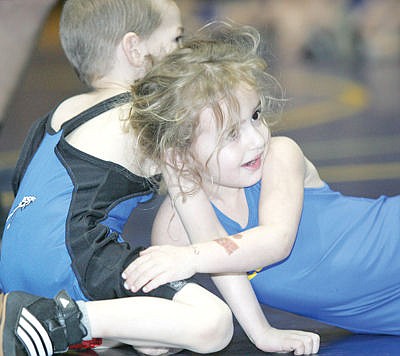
[253,326,320,355]
[122,245,197,293]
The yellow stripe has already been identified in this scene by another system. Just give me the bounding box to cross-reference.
[247,272,257,280]
[247,267,263,280]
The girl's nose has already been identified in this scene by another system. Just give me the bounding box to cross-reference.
[243,125,267,149]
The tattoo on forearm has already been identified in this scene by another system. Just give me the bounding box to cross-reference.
[214,238,239,255]
[232,233,243,240]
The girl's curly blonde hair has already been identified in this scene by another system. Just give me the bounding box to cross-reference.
[130,22,284,194]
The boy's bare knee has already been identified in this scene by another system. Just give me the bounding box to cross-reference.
[192,302,233,353]
[174,284,233,352]
[207,303,233,352]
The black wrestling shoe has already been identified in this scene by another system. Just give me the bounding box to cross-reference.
[0,290,87,356]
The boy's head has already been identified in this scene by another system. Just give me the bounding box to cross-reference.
[130,22,284,192]
[60,0,182,86]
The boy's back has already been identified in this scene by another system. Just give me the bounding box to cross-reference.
[0,0,183,301]
[51,91,144,175]
[0,91,154,300]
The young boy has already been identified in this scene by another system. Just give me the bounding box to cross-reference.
[0,1,233,354]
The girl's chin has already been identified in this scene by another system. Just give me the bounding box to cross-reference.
[245,170,264,187]
[201,172,262,192]
[245,177,262,188]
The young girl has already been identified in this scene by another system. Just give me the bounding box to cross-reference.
[124,22,400,353]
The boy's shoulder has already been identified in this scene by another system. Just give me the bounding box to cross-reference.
[51,91,130,132]
[50,92,145,176]
[51,93,95,132]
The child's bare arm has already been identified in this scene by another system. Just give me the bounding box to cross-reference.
[213,274,319,355]
[123,136,310,287]
[175,136,306,268]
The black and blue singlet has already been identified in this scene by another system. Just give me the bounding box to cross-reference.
[0,93,181,301]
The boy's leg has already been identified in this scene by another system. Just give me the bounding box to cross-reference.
[1,284,232,355]
[86,283,233,353]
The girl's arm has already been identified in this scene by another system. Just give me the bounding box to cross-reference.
[181,136,306,272]
[124,137,313,283]
[213,274,319,355]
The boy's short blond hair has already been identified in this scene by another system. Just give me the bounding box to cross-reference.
[60,0,162,86]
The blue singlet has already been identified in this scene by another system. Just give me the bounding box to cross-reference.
[212,181,400,335]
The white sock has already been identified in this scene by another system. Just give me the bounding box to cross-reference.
[76,301,92,341]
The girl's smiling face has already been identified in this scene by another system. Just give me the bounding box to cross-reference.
[191,85,270,193]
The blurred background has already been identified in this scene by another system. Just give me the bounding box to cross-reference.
[0,2,398,353]
[0,0,399,228]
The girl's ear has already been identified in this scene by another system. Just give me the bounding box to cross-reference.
[121,32,144,67]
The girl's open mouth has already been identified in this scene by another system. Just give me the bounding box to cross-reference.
[242,155,262,170]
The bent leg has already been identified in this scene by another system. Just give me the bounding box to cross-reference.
[87,283,233,353]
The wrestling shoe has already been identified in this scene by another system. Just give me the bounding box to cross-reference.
[0,290,87,356]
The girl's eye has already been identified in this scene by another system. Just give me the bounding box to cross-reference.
[252,109,261,121]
